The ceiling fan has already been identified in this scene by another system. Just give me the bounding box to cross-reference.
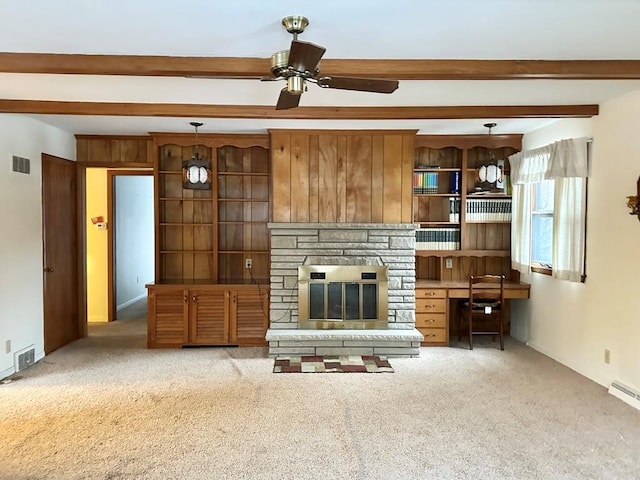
[264,15,399,110]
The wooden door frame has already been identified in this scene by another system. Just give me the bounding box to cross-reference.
[41,153,84,350]
[106,169,153,322]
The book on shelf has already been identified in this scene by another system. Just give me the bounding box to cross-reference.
[415,227,460,251]
[413,170,439,194]
[448,197,460,222]
[465,197,512,222]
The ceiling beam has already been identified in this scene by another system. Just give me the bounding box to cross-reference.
[0,99,599,119]
[1,52,640,79]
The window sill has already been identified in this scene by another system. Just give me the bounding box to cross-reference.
[531,264,552,276]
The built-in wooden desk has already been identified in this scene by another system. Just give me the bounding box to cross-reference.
[415,280,530,346]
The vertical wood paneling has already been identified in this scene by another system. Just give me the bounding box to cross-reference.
[371,136,384,222]
[383,135,403,223]
[270,130,415,225]
[290,133,310,222]
[336,136,347,222]
[308,135,320,222]
[76,139,88,162]
[346,135,372,222]
[401,134,415,223]
[318,135,337,222]
[271,133,291,222]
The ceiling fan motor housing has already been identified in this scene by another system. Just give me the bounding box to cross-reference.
[271,50,290,77]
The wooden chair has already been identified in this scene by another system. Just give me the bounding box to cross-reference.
[458,275,505,350]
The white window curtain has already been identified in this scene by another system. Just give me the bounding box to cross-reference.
[508,137,590,282]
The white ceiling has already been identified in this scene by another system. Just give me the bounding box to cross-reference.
[2,0,640,136]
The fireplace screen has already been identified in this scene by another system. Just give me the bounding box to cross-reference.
[298,265,388,329]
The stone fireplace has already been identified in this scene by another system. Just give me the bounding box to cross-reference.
[265,223,423,357]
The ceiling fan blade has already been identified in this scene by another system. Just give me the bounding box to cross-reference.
[288,40,326,73]
[275,88,301,110]
[319,76,399,94]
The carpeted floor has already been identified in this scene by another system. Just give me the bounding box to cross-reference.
[1,316,639,480]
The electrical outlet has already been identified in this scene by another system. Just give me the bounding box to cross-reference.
[5,340,10,354]
[445,257,453,269]
[245,258,252,269]
[604,349,610,364]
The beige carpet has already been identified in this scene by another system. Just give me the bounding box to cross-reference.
[1,316,639,480]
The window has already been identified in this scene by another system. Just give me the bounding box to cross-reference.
[531,179,554,271]
[509,137,589,283]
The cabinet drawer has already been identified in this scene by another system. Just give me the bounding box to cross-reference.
[415,313,447,329]
[415,298,447,313]
[415,288,447,299]
[418,328,448,344]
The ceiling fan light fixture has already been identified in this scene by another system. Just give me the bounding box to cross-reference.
[266,15,400,109]
[287,76,304,95]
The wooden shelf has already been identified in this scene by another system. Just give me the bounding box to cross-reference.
[466,193,511,198]
[217,198,268,202]
[416,221,460,226]
[414,168,462,172]
[218,221,269,225]
[218,250,269,254]
[466,221,511,224]
[416,249,510,257]
[217,172,269,177]
[413,193,461,197]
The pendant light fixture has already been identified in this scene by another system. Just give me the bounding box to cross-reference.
[476,122,504,189]
[182,121,211,190]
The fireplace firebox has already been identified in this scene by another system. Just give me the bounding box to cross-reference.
[298,265,388,329]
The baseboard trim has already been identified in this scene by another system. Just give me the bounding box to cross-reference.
[0,365,14,381]
[116,292,147,312]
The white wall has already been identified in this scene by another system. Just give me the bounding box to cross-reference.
[511,92,640,392]
[115,175,154,311]
[0,114,75,379]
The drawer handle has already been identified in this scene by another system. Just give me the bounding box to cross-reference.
[427,292,436,296]
[426,333,436,338]
[426,304,436,308]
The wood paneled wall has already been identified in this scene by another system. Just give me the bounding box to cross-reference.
[76,135,152,165]
[270,130,415,223]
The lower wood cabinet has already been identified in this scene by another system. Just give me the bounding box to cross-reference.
[415,288,449,346]
[147,284,269,348]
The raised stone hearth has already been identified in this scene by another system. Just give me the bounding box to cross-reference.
[267,223,423,357]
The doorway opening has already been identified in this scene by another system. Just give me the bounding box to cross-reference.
[85,169,154,326]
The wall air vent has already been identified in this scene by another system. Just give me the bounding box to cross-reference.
[15,346,35,372]
[12,155,30,174]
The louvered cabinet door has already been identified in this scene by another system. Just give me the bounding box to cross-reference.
[189,288,229,344]
[230,286,269,346]
[147,287,188,348]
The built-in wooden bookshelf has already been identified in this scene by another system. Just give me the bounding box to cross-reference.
[413,134,522,283]
[149,134,270,348]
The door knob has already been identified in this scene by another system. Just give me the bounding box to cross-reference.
[44,267,55,273]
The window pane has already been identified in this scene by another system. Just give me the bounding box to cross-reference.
[534,180,554,212]
[532,214,553,265]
